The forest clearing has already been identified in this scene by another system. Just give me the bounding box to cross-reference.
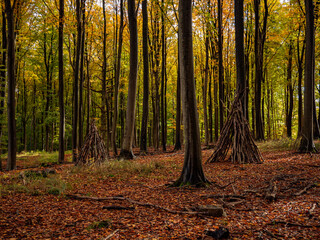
[1,142,320,239]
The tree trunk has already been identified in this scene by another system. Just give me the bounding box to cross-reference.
[174,0,208,186]
[112,0,124,156]
[202,25,209,146]
[218,0,224,132]
[78,1,86,148]
[5,0,17,170]
[59,0,65,163]
[235,0,246,106]
[286,42,293,138]
[72,0,82,162]
[119,0,138,159]
[299,0,316,152]
[0,7,7,171]
[161,0,167,152]
[254,0,267,140]
[140,0,149,153]
[174,49,182,151]
[297,28,305,137]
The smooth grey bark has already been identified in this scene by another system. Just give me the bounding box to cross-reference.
[174,0,208,186]
[119,0,138,159]
[112,0,124,156]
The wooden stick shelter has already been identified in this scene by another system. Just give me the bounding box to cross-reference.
[207,95,263,164]
[76,120,108,165]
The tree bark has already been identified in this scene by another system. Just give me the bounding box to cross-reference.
[119,0,138,159]
[297,28,305,137]
[286,41,293,138]
[254,0,267,140]
[235,0,246,106]
[58,0,65,163]
[161,0,167,152]
[174,0,208,186]
[5,0,17,170]
[140,0,149,153]
[0,7,7,170]
[72,0,82,162]
[218,0,224,132]
[299,0,316,152]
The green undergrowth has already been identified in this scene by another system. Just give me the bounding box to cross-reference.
[0,172,71,197]
[71,159,165,180]
[87,220,112,230]
[257,138,320,152]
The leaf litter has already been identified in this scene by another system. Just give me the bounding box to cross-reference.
[0,148,320,239]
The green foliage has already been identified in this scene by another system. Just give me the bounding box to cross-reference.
[87,220,112,230]
[71,159,165,179]
[0,173,70,197]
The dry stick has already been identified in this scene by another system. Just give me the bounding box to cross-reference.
[67,194,199,215]
[263,229,283,240]
[102,229,119,240]
[294,183,317,196]
[268,220,320,228]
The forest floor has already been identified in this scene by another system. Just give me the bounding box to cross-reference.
[0,141,320,239]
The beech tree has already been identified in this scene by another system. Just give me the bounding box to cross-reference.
[58,0,65,163]
[5,0,18,170]
[119,0,138,159]
[140,0,149,153]
[299,0,316,152]
[174,0,208,186]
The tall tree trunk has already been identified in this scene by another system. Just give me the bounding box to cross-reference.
[140,0,149,153]
[78,0,86,148]
[286,41,293,138]
[119,0,138,159]
[161,0,166,151]
[72,0,82,162]
[112,0,124,156]
[5,0,17,170]
[174,0,208,186]
[235,0,245,104]
[59,0,65,163]
[218,0,224,132]
[174,49,182,150]
[299,0,315,152]
[101,0,107,146]
[202,23,209,146]
[297,28,305,137]
[254,0,267,140]
[0,7,7,171]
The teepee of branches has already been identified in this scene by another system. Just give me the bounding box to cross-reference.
[76,120,108,165]
[207,95,263,164]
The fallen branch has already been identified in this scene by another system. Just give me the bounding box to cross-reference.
[268,220,320,228]
[201,194,246,199]
[263,229,283,239]
[294,183,317,196]
[67,194,198,215]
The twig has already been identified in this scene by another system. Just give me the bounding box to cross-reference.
[201,194,246,199]
[263,229,283,239]
[294,183,317,196]
[268,220,320,228]
[67,194,198,215]
[103,229,119,240]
